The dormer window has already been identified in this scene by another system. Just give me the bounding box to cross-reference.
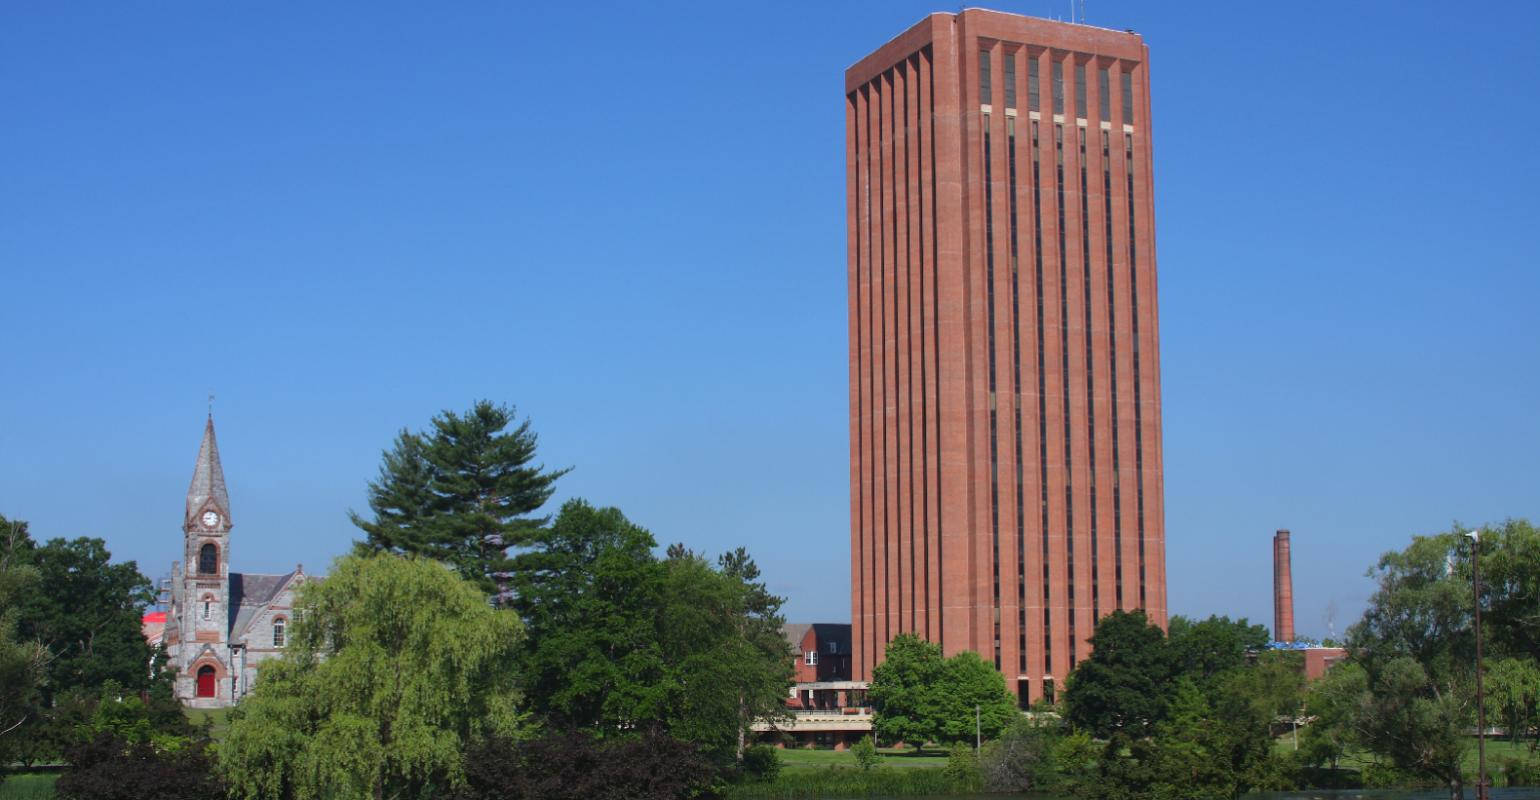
[273,619,286,648]
[198,543,217,575]
[805,650,818,666]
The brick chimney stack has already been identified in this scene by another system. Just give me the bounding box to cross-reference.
[1273,529,1295,643]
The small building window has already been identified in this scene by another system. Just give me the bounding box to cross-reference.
[1003,51,1016,108]
[825,640,838,654]
[1075,62,1087,117]
[1052,61,1064,114]
[805,650,818,666]
[198,543,217,575]
[202,600,211,620]
[1028,57,1039,111]
[1099,68,1111,119]
[1122,71,1134,123]
[978,49,991,103]
[273,619,286,648]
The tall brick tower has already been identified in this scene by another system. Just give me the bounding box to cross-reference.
[846,9,1166,703]
[1273,529,1294,643]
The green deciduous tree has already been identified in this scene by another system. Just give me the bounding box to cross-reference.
[1352,656,1470,799]
[1486,657,1540,748]
[1299,659,1367,770]
[868,634,945,747]
[658,546,792,760]
[868,634,1017,747]
[13,532,159,700]
[351,401,568,600]
[219,554,526,800]
[1063,610,1174,741]
[1166,614,1271,688]
[0,516,48,764]
[510,499,791,763]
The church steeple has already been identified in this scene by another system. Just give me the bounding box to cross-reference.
[186,416,231,530]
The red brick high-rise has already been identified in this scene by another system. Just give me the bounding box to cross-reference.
[845,9,1166,703]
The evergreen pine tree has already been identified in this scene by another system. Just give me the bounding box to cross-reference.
[350,401,568,601]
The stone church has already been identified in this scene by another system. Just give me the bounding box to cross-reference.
[161,416,308,707]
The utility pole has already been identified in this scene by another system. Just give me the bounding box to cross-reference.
[1467,528,1488,800]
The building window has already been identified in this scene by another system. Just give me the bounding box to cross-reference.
[202,600,211,620]
[1122,71,1134,123]
[805,650,819,666]
[978,49,991,103]
[825,640,838,654]
[1003,51,1016,108]
[1099,68,1111,120]
[1052,61,1064,114]
[198,543,217,575]
[273,619,286,648]
[1028,56,1040,111]
[1075,62,1087,117]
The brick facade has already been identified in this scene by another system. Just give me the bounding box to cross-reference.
[846,9,1166,703]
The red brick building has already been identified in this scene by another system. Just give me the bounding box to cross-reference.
[845,9,1167,704]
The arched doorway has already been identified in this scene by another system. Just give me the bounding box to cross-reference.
[196,665,217,698]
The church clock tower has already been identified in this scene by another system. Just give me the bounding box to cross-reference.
[169,415,234,705]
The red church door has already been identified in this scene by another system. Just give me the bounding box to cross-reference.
[196,665,216,698]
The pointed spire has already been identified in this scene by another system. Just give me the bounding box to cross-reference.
[186,415,231,526]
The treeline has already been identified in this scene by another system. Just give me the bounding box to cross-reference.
[858,519,1540,800]
[0,518,194,774]
[3,401,794,800]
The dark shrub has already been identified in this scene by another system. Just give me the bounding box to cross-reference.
[55,732,225,800]
[457,731,719,800]
[740,744,781,781]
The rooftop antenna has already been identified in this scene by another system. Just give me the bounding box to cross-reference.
[1080,0,1087,24]
[208,392,215,418]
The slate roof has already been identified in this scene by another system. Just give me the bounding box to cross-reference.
[186,417,230,524]
[228,570,297,638]
[781,623,853,656]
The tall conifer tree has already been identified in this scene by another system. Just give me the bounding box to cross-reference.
[351,401,568,601]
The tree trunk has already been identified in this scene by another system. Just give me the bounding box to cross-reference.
[1448,775,1463,800]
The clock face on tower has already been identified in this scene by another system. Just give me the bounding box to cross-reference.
[201,511,220,528]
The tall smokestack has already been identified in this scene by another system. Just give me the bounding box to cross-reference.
[1273,529,1294,643]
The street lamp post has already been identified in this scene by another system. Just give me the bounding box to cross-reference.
[1466,529,1488,800]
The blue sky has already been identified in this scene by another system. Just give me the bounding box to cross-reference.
[2,1,1536,639]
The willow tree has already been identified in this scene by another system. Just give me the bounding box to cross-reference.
[220,554,526,800]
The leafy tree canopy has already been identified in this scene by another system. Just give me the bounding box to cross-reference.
[12,528,158,701]
[0,515,48,760]
[511,499,791,763]
[1063,610,1174,741]
[868,634,1017,747]
[1166,614,1270,687]
[219,553,527,800]
[351,401,569,600]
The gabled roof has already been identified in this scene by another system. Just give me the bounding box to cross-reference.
[781,623,853,656]
[228,570,299,638]
[186,416,231,525]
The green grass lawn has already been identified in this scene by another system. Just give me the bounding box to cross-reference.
[185,706,233,740]
[776,745,948,771]
[0,773,57,800]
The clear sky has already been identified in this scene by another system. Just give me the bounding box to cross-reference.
[3,1,1537,640]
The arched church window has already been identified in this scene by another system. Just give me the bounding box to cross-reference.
[273,618,286,648]
[198,543,218,575]
[196,665,216,698]
[202,600,211,620]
